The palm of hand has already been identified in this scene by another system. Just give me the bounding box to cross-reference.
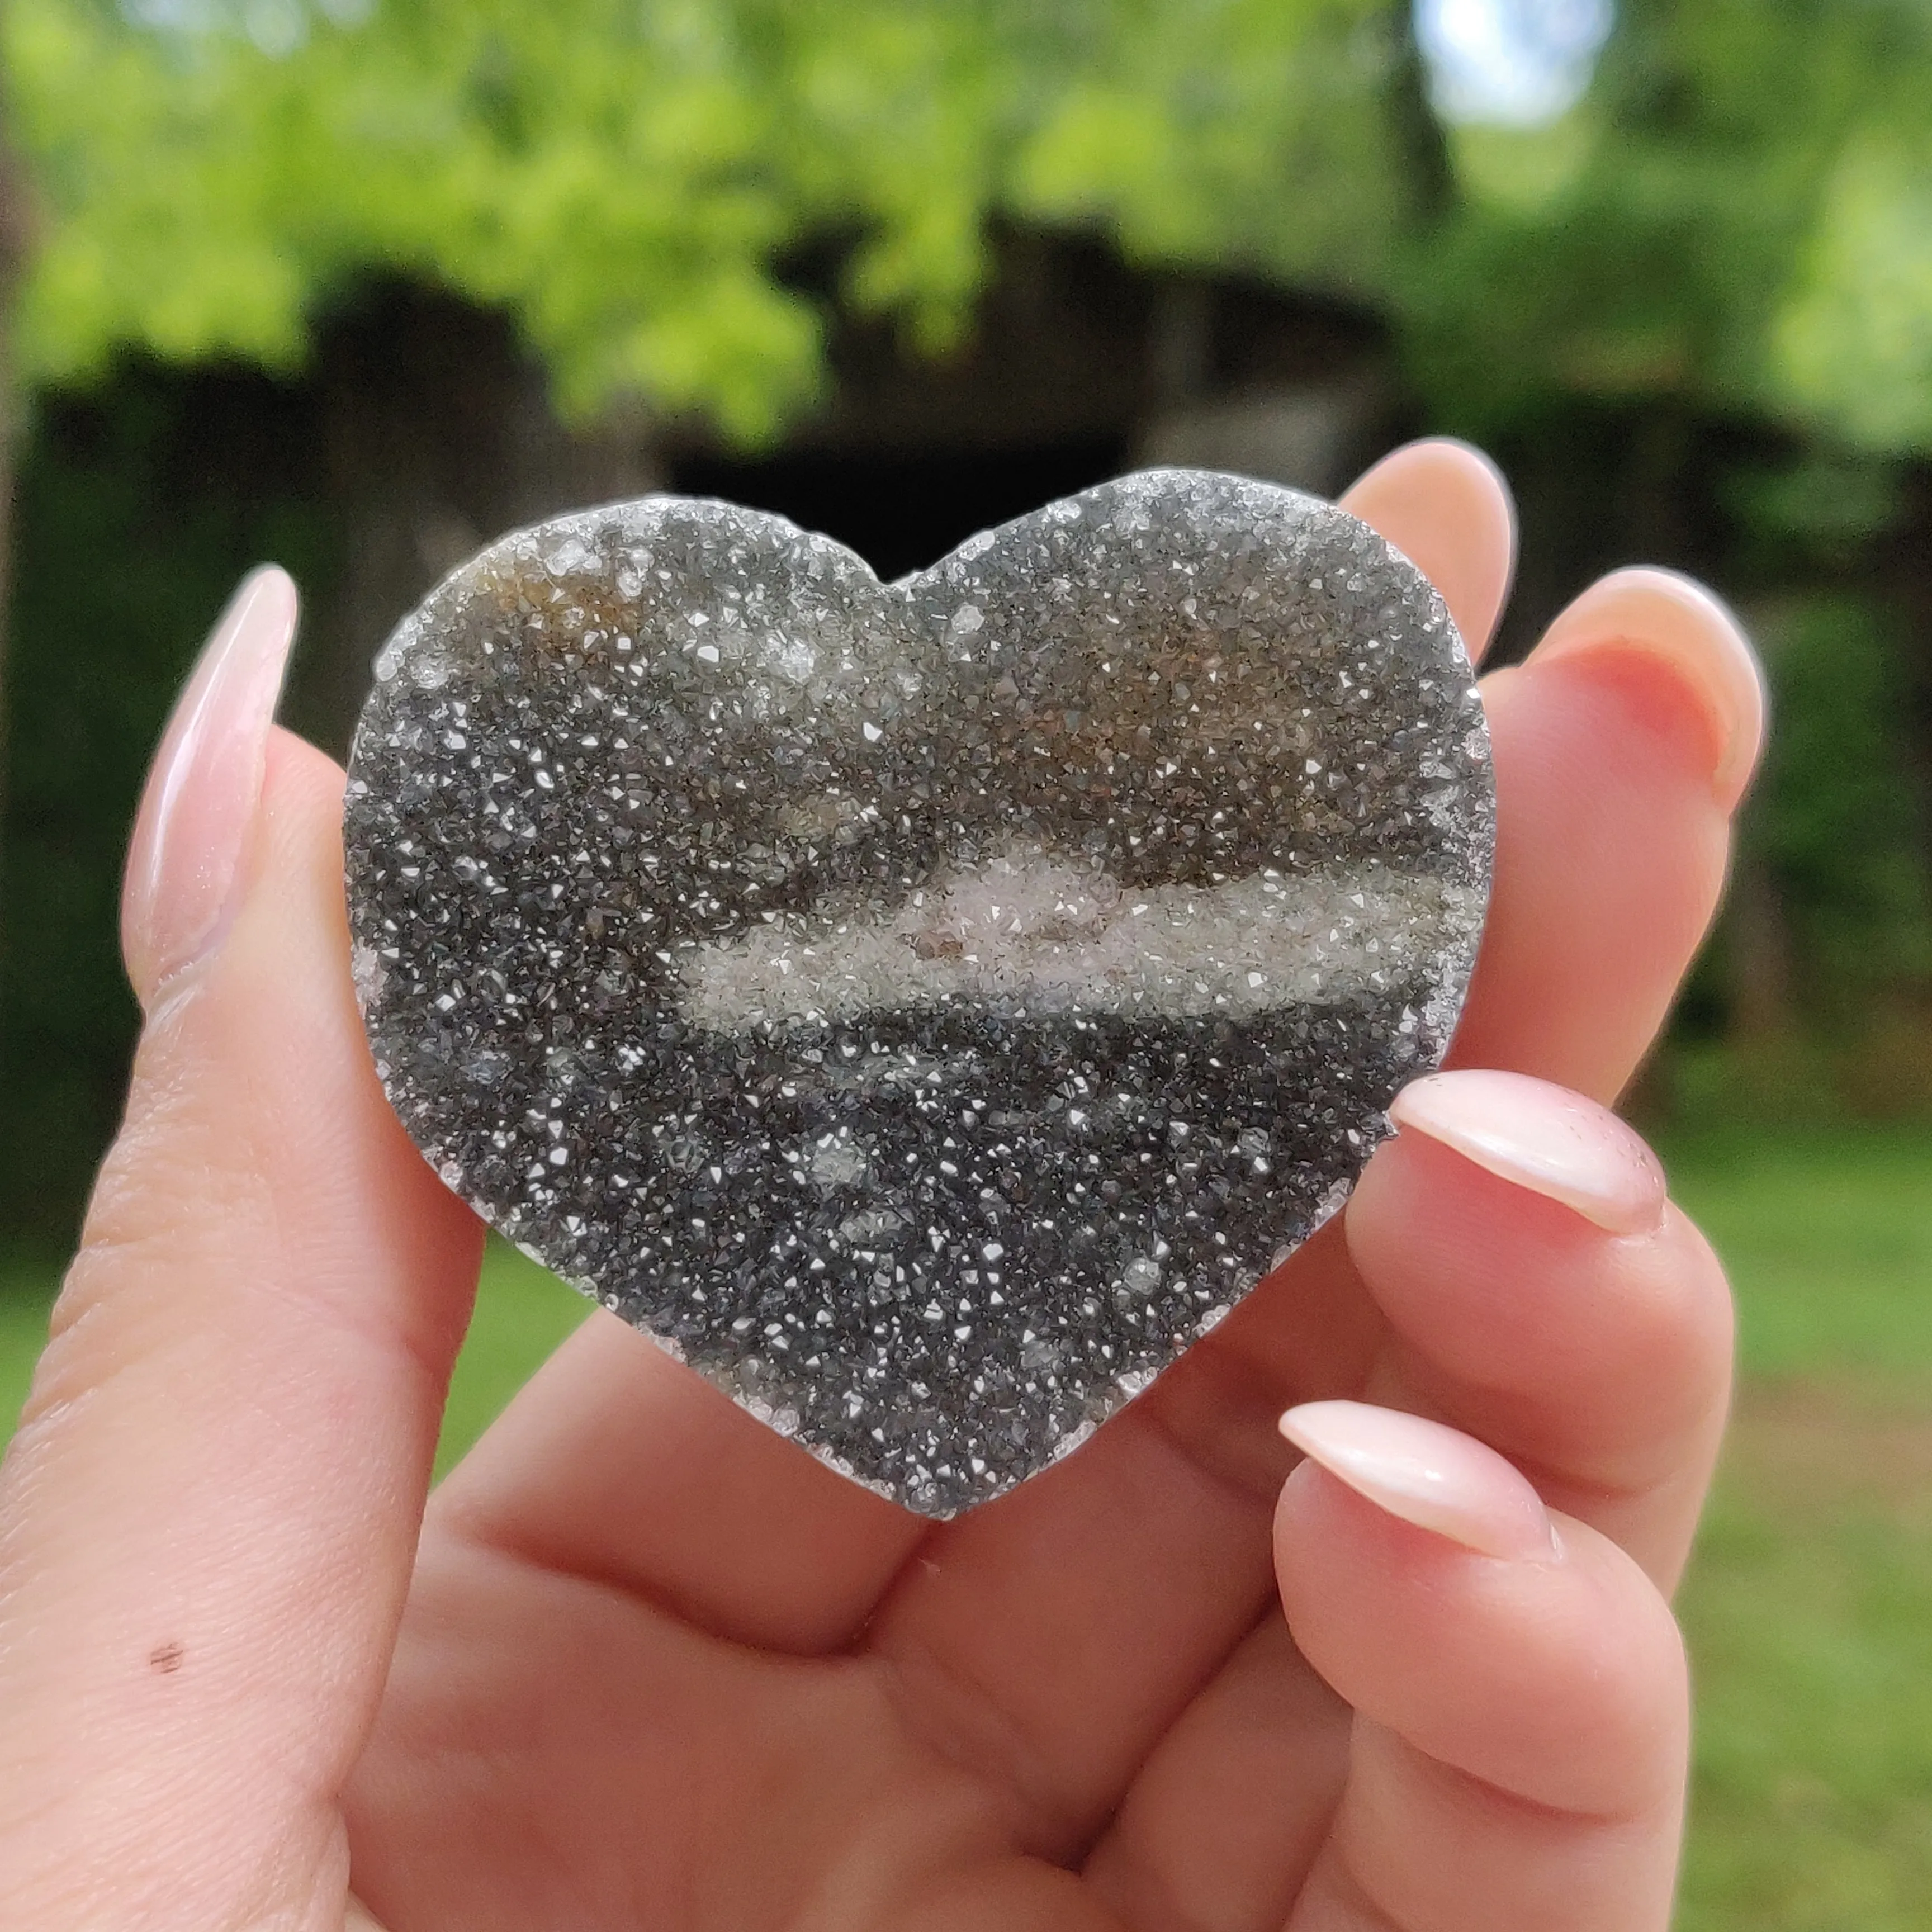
[0,444,1753,1932]
[353,1217,1365,1932]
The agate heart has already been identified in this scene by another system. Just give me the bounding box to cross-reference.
[344,470,1493,1515]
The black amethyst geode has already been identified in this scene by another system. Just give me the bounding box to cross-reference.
[343,470,1494,1515]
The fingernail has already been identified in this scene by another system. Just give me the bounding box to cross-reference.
[1340,438,1518,664]
[1528,567,1765,810]
[1389,1069,1667,1237]
[1279,1400,1557,1562]
[121,567,300,1001]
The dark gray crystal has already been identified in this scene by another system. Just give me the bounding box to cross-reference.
[343,471,1494,1515]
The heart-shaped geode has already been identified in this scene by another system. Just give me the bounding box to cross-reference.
[344,470,1493,1515]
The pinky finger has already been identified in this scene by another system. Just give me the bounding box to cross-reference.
[1275,1403,1687,1932]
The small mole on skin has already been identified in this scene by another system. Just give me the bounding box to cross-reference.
[148,1641,185,1675]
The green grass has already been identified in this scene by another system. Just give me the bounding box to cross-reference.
[1669,1125,1932,1381]
[434,1244,589,1478]
[0,1245,589,1481]
[0,1262,57,1452]
[1682,1438,1932,1930]
[1664,1128,1932,1930]
[2,1128,1930,1926]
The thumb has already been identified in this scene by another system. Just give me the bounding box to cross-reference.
[0,571,482,1929]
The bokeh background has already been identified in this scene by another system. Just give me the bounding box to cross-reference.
[0,1,1929,1922]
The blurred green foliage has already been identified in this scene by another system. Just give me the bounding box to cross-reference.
[1410,1,1932,448]
[7,1,1931,452]
[2,0,1931,1243]
[0,371,333,1224]
[6,0,1410,438]
[1754,596,1932,1010]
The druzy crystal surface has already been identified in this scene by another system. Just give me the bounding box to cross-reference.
[344,471,1494,1515]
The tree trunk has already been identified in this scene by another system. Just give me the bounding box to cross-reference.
[1388,0,1454,226]
[1725,845,1798,1043]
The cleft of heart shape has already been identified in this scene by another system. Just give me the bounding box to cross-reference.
[344,469,1494,1516]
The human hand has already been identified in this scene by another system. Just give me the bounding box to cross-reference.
[0,441,1761,1930]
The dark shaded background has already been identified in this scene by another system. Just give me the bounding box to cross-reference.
[5,247,1928,1246]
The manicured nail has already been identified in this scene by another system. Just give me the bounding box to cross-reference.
[1528,567,1765,810]
[1389,1069,1666,1237]
[121,567,300,1001]
[1341,438,1518,662]
[1279,1400,1557,1561]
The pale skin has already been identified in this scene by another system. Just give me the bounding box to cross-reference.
[0,441,1764,1931]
